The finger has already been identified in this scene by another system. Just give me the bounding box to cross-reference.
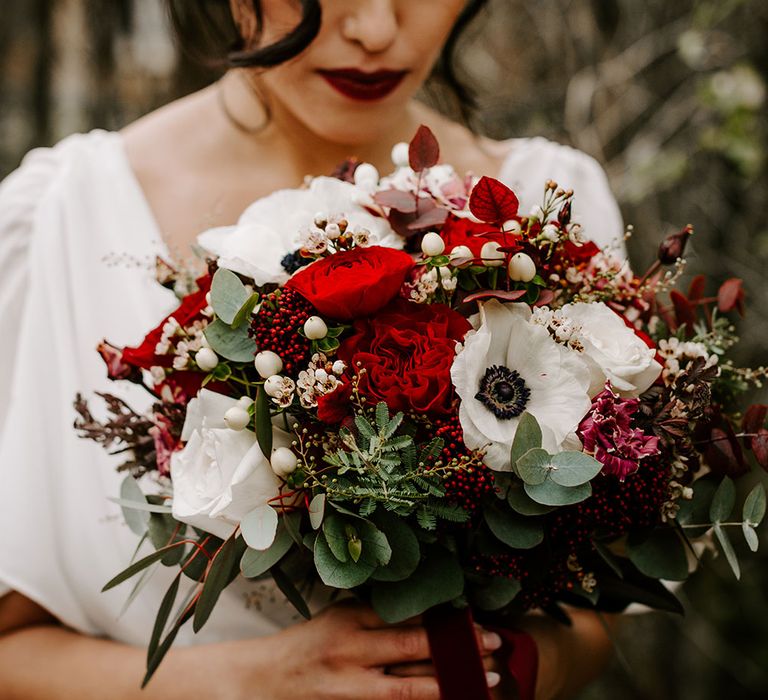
[476,628,503,655]
[373,676,442,700]
[362,626,432,666]
[386,653,499,678]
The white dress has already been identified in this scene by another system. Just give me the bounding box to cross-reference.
[0,129,624,646]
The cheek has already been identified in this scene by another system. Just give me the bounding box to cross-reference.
[400,0,467,61]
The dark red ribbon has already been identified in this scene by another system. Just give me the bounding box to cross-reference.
[424,605,538,700]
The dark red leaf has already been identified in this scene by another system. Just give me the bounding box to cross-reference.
[753,429,768,471]
[717,278,745,316]
[373,189,417,213]
[688,275,707,303]
[534,290,556,307]
[705,426,748,478]
[670,290,696,336]
[743,404,768,435]
[464,289,528,304]
[408,125,440,172]
[469,176,520,224]
[407,207,449,231]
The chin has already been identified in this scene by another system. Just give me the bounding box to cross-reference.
[298,108,406,149]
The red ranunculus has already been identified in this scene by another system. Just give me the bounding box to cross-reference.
[440,215,507,258]
[332,299,471,418]
[285,246,414,321]
[560,240,601,265]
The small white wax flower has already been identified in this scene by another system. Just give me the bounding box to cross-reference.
[481,241,505,267]
[254,351,284,379]
[541,224,560,242]
[325,222,342,240]
[304,316,328,340]
[421,232,446,257]
[195,347,219,372]
[332,360,346,375]
[313,211,328,227]
[391,142,410,168]
[354,163,380,188]
[224,406,251,432]
[508,253,537,282]
[529,205,544,220]
[237,396,254,410]
[502,219,522,235]
[315,368,329,383]
[264,375,286,398]
[449,245,474,269]
[271,447,299,478]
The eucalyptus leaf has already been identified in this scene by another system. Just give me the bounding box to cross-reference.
[507,482,556,516]
[271,565,311,620]
[710,477,736,523]
[484,503,544,550]
[110,496,172,515]
[193,536,247,632]
[743,523,759,552]
[240,505,278,551]
[714,524,741,580]
[118,476,151,535]
[627,529,689,581]
[102,541,188,591]
[472,577,522,611]
[309,494,326,530]
[371,547,465,623]
[743,484,766,527]
[516,448,551,486]
[254,385,273,458]
[211,268,250,325]
[232,292,260,330]
[549,451,603,487]
[525,479,592,507]
[314,531,377,588]
[147,574,181,663]
[241,524,295,578]
[322,515,350,563]
[510,412,543,466]
[148,512,185,566]
[371,511,421,582]
[204,319,256,363]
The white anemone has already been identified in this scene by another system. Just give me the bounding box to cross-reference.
[451,300,592,471]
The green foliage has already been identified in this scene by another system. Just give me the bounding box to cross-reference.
[254,385,272,458]
[628,529,690,581]
[484,502,544,549]
[210,268,251,325]
[510,411,543,466]
[193,536,247,632]
[204,319,255,363]
[118,475,150,536]
[471,576,522,611]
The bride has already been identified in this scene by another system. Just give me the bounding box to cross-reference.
[0,2,622,698]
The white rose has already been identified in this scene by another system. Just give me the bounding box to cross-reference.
[197,177,399,286]
[559,302,662,397]
[171,390,291,540]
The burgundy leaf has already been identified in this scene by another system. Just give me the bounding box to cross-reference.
[753,429,768,471]
[409,125,440,172]
[407,207,449,231]
[670,290,696,336]
[469,177,520,224]
[743,404,768,435]
[717,278,745,316]
[705,426,748,478]
[534,290,556,307]
[688,275,707,303]
[373,189,418,213]
[388,209,421,239]
[464,289,528,304]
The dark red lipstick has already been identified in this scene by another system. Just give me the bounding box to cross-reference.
[318,69,408,101]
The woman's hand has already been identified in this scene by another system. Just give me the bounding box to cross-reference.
[215,601,502,700]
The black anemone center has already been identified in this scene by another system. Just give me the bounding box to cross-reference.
[475,365,531,420]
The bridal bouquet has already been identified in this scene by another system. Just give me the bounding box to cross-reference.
[76,127,767,694]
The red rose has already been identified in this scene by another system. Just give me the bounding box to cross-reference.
[560,240,601,265]
[332,299,471,418]
[440,215,507,258]
[285,246,414,321]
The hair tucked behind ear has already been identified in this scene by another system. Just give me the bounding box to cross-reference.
[167,0,489,119]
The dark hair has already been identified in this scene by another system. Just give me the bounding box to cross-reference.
[167,0,489,118]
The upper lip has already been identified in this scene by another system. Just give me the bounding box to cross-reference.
[317,68,408,83]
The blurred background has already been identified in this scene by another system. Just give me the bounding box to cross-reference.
[1,0,766,697]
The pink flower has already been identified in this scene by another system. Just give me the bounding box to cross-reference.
[578,386,660,480]
[149,413,180,477]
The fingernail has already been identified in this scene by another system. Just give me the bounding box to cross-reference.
[482,631,502,651]
[486,671,501,688]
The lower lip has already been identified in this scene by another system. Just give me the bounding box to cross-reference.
[319,72,407,102]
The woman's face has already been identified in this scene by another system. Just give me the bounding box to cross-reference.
[231,0,467,145]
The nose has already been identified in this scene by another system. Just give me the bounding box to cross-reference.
[341,0,398,54]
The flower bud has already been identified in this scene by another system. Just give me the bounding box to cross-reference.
[254,351,283,379]
[481,241,505,267]
[195,347,219,372]
[325,223,342,240]
[541,224,559,242]
[508,253,537,282]
[421,232,445,257]
[224,406,250,432]
[449,245,473,269]
[237,396,254,410]
[304,316,328,340]
[271,447,298,478]
[354,163,380,188]
[502,219,522,235]
[332,360,346,375]
[658,225,694,265]
[391,142,410,168]
[314,212,328,228]
[264,375,285,398]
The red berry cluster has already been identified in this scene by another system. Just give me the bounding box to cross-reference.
[250,288,315,375]
[433,414,495,516]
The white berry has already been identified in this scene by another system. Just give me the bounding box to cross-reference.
[195,347,219,372]
[508,253,537,282]
[304,316,328,340]
[254,351,283,379]
[421,232,446,257]
[224,406,250,432]
[271,447,299,478]
[503,219,522,235]
[391,142,410,168]
[354,163,380,188]
[449,245,473,268]
[325,223,341,239]
[237,396,254,410]
[264,375,285,398]
[481,241,505,267]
